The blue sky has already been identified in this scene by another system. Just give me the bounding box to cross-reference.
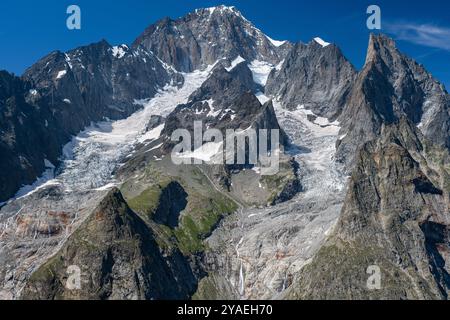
[0,0,449,89]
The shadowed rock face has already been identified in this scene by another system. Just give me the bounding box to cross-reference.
[337,34,450,171]
[266,41,357,119]
[21,188,197,300]
[153,182,188,228]
[286,118,450,300]
[132,5,292,72]
[0,71,52,202]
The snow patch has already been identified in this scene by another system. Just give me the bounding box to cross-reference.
[145,143,164,153]
[137,124,164,143]
[418,100,437,131]
[275,59,285,71]
[203,5,239,16]
[255,92,270,104]
[252,167,262,174]
[314,37,331,48]
[266,36,286,47]
[94,183,117,191]
[176,142,223,163]
[65,54,73,69]
[14,159,57,199]
[226,56,246,72]
[56,70,67,79]
[249,60,274,86]
[111,45,128,59]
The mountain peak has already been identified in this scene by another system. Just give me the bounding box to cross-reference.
[365,33,398,65]
[196,5,241,16]
[313,37,331,48]
[133,5,290,72]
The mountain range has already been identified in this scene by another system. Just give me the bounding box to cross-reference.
[0,5,449,300]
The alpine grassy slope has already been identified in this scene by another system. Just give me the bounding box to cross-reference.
[0,5,449,300]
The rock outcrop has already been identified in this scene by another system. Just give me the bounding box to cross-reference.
[337,34,450,170]
[286,118,450,300]
[21,188,197,300]
[132,5,292,72]
[266,40,356,119]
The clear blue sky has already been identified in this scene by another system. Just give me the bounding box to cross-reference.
[0,0,449,89]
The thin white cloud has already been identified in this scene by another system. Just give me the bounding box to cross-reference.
[385,22,450,51]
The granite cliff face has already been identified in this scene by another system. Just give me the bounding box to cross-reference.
[286,118,450,300]
[0,71,54,203]
[132,5,292,72]
[337,34,450,170]
[266,40,357,119]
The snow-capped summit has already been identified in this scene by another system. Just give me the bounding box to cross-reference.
[197,5,241,16]
[133,5,292,72]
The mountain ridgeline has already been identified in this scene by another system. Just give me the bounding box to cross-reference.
[0,41,182,202]
[0,5,449,300]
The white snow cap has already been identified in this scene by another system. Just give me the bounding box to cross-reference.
[266,36,287,47]
[314,37,331,48]
[203,5,239,15]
